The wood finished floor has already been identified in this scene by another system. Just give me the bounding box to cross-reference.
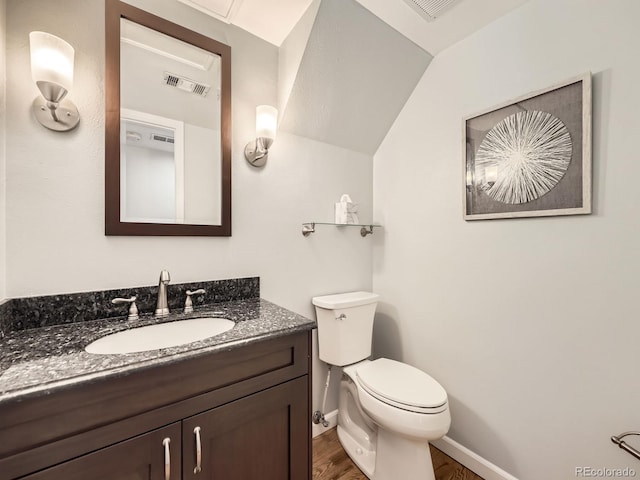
[312,428,484,480]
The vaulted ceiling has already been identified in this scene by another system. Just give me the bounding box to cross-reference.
[176,0,529,54]
[172,0,530,154]
[277,0,433,154]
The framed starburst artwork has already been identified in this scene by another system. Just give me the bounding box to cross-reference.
[463,73,592,220]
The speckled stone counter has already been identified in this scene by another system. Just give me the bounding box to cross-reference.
[0,298,315,404]
[3,277,260,332]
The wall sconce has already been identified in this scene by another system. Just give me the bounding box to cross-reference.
[29,31,80,132]
[244,105,278,167]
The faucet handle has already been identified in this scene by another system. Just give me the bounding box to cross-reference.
[112,296,139,321]
[184,289,206,314]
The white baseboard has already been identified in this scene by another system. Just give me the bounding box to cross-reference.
[431,436,519,480]
[312,409,338,438]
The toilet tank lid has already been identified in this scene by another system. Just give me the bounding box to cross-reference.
[312,291,379,309]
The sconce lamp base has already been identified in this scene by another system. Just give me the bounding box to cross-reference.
[244,140,268,167]
[32,97,80,132]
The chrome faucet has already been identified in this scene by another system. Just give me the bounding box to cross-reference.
[155,270,171,317]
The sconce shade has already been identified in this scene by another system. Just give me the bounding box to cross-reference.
[245,105,278,167]
[29,31,80,132]
[30,31,74,96]
[256,105,278,140]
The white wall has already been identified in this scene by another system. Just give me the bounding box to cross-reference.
[373,1,640,479]
[0,0,6,302]
[4,0,373,413]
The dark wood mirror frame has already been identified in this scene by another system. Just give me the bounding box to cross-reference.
[105,0,232,236]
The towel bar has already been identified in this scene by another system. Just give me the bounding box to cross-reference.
[611,432,640,461]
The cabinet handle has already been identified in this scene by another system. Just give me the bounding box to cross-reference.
[194,426,202,474]
[162,437,171,480]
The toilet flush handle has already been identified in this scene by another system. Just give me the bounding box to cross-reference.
[336,313,347,321]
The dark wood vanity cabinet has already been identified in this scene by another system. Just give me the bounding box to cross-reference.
[22,423,182,480]
[182,378,308,480]
[0,331,311,480]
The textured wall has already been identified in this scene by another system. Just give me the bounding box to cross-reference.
[0,0,7,302]
[372,0,640,478]
[4,0,374,413]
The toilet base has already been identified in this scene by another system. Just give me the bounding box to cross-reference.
[338,424,436,480]
[337,425,375,479]
[375,427,435,480]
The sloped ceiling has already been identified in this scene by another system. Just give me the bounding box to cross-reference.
[173,0,530,155]
[355,0,529,55]
[278,0,433,155]
[179,0,529,51]
[277,0,321,120]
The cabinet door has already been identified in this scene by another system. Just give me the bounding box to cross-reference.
[182,376,309,480]
[21,423,181,480]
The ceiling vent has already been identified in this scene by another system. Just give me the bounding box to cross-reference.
[177,0,244,24]
[402,0,464,22]
[151,133,175,144]
[163,72,211,97]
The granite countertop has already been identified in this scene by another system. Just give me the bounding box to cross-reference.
[0,298,315,404]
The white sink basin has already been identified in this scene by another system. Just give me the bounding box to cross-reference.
[85,317,235,354]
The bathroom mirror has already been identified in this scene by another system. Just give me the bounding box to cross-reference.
[105,0,231,236]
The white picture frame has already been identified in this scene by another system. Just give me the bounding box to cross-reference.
[463,73,592,220]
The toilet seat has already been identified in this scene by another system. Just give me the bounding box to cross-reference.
[356,359,448,414]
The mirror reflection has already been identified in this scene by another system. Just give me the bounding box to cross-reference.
[105,0,231,236]
[120,18,221,226]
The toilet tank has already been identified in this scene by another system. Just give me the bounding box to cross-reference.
[312,291,379,366]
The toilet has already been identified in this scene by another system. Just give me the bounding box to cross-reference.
[312,291,451,480]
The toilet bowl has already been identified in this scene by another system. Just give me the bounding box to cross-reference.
[338,359,451,480]
[312,292,451,480]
